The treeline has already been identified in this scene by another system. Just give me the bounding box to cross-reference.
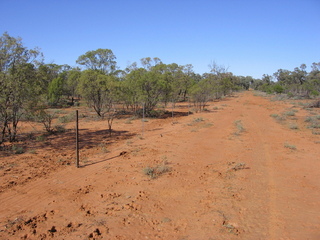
[252,63,320,98]
[0,32,265,143]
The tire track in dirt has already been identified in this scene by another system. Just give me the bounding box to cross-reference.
[238,97,280,239]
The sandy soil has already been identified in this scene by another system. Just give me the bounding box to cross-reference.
[0,91,320,240]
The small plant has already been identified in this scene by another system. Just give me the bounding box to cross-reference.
[307,122,320,129]
[234,120,245,135]
[29,149,37,154]
[312,129,320,135]
[230,162,246,171]
[26,132,35,140]
[99,143,109,153]
[305,116,313,122]
[12,145,25,154]
[34,109,56,133]
[289,123,299,130]
[193,117,204,122]
[307,99,320,108]
[54,125,66,133]
[58,113,75,123]
[143,162,171,179]
[36,134,47,142]
[284,142,296,150]
[284,111,295,116]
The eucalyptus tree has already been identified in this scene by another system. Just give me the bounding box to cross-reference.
[189,78,214,111]
[78,69,118,135]
[76,48,117,75]
[0,32,43,143]
[66,67,81,104]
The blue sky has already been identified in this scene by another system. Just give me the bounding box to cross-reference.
[1,0,319,78]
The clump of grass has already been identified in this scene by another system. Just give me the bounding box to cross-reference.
[28,149,37,154]
[99,143,109,153]
[284,142,297,150]
[193,117,204,122]
[36,134,46,142]
[271,113,286,122]
[203,122,213,128]
[230,162,246,171]
[12,145,25,154]
[143,162,171,179]
[284,111,296,117]
[58,113,75,123]
[289,123,299,130]
[188,117,204,126]
[307,99,320,108]
[54,124,66,133]
[305,116,320,129]
[312,129,320,135]
[234,120,245,135]
[271,94,288,101]
[305,116,313,122]
[26,132,35,140]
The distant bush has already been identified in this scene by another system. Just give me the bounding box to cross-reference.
[273,84,285,94]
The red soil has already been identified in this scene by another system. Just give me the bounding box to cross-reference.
[0,91,319,239]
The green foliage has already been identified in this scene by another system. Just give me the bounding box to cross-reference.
[257,62,320,99]
[34,109,56,133]
[78,70,117,117]
[76,48,117,74]
[273,84,284,94]
[48,76,64,106]
[0,32,43,143]
[58,113,75,123]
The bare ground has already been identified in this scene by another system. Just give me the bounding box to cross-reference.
[0,91,320,239]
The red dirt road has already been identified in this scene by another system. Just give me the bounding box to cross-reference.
[1,91,320,239]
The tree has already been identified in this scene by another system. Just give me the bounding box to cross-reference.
[76,48,117,74]
[0,32,42,143]
[66,67,81,104]
[78,70,118,135]
[48,76,64,106]
[190,78,214,111]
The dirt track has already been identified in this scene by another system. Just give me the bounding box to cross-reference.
[1,91,320,239]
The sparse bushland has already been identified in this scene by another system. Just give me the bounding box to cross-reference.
[0,32,251,146]
[252,63,320,99]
